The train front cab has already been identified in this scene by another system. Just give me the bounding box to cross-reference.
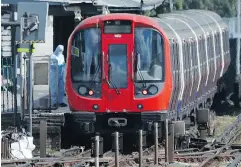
[64,17,172,148]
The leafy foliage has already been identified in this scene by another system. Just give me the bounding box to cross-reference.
[154,0,238,17]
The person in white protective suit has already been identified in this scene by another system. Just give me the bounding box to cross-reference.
[50,45,68,108]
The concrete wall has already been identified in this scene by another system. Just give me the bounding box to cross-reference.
[34,15,54,59]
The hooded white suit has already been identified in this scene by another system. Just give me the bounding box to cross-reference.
[50,45,66,106]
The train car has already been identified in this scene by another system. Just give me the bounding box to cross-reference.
[63,9,230,150]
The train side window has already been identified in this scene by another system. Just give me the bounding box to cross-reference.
[210,35,214,71]
[207,36,212,82]
[194,40,198,83]
[218,33,221,67]
[170,41,176,111]
[222,31,225,52]
[186,41,190,104]
[215,33,218,57]
[183,41,186,73]
[202,37,205,74]
[175,42,180,109]
[199,38,202,78]
[171,40,176,72]
[217,33,221,56]
[182,41,186,106]
[224,30,228,69]
[224,31,228,52]
[191,40,196,98]
[202,37,205,86]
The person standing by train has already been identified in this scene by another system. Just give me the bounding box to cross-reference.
[50,45,68,109]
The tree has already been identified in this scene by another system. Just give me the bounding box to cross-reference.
[155,0,238,17]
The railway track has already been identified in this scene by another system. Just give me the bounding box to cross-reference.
[2,113,241,167]
[1,145,240,167]
[197,113,241,167]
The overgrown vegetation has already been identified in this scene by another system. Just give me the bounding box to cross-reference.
[149,0,239,17]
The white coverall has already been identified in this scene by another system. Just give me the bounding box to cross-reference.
[50,45,66,106]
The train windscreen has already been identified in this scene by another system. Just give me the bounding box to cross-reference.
[71,28,101,83]
[134,28,164,83]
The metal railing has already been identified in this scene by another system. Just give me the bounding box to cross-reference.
[1,56,16,113]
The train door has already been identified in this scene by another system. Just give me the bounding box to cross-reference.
[102,37,133,112]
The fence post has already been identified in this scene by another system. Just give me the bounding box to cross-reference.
[115,131,119,167]
[139,129,143,167]
[154,122,158,165]
[11,4,18,128]
[95,135,99,167]
[40,120,47,158]
[168,122,174,163]
[28,44,34,136]
[165,119,169,163]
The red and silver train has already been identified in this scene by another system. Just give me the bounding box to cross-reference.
[64,9,230,149]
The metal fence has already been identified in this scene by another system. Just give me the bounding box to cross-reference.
[1,53,59,115]
[1,56,16,113]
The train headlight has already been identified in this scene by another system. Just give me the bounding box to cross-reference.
[142,89,148,95]
[88,90,94,96]
[147,85,158,95]
[93,104,99,110]
[137,104,143,109]
[78,86,88,95]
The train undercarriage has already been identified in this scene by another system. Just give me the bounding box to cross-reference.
[62,93,217,154]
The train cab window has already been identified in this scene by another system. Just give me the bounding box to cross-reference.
[108,44,128,88]
[71,28,101,83]
[134,28,164,82]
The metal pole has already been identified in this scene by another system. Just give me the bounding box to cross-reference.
[11,4,18,129]
[23,56,27,117]
[169,0,173,12]
[40,120,47,158]
[139,129,143,167]
[154,122,158,165]
[20,53,24,120]
[168,123,174,163]
[95,135,99,167]
[28,44,33,136]
[165,119,169,163]
[115,131,119,167]
[237,0,241,76]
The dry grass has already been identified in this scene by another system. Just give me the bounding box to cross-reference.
[215,115,241,144]
[214,115,237,137]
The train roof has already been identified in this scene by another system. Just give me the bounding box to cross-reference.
[74,10,228,41]
[156,10,228,40]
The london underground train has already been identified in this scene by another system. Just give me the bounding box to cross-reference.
[63,9,230,150]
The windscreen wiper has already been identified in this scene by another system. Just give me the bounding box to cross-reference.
[88,58,101,89]
[107,64,120,94]
[136,53,146,88]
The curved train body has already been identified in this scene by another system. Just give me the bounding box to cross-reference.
[64,9,230,149]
